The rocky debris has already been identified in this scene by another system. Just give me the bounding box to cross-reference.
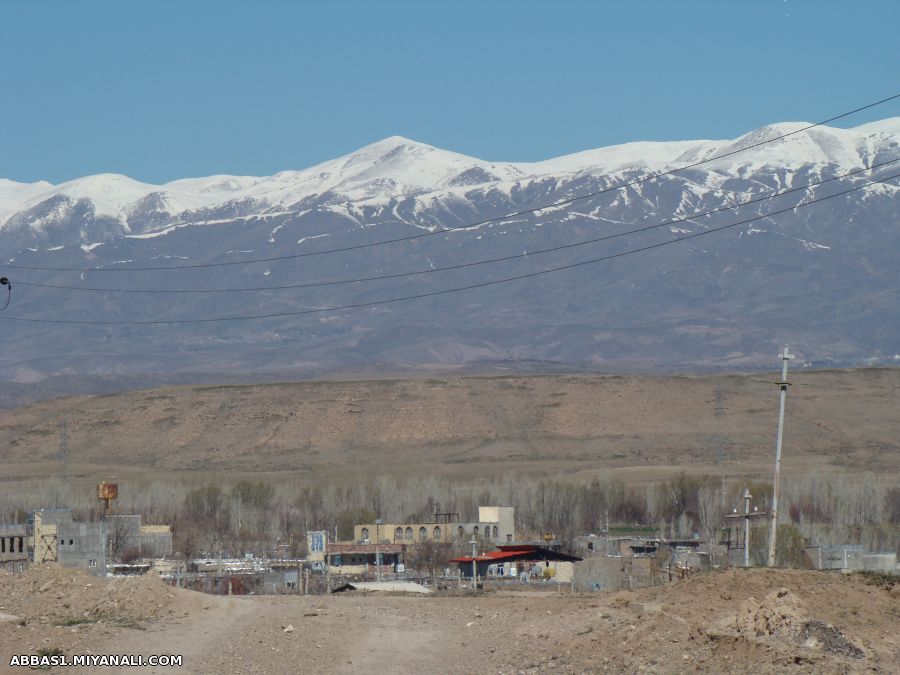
[798,620,864,659]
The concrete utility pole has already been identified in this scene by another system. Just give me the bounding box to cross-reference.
[742,490,752,567]
[469,538,477,589]
[375,518,382,581]
[726,488,767,567]
[767,345,793,567]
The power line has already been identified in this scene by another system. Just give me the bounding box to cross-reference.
[5,92,899,274]
[13,158,899,295]
[2,173,896,325]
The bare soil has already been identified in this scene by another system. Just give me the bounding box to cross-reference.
[1,566,897,674]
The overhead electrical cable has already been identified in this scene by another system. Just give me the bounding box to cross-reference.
[5,92,899,274]
[2,173,896,325]
[13,158,899,295]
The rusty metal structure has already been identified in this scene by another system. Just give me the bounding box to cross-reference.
[97,481,118,515]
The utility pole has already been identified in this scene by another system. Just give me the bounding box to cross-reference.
[58,420,69,485]
[767,345,793,567]
[469,538,477,590]
[714,386,726,466]
[726,488,767,566]
[375,518,382,581]
[714,387,727,512]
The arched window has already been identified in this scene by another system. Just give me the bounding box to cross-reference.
[405,527,413,540]
[492,525,499,539]
[395,527,403,541]
[361,527,369,541]
[418,526,427,541]
[473,525,479,536]
[433,526,441,540]
[458,525,464,539]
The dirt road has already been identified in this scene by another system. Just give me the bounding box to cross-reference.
[104,594,462,675]
[2,567,897,674]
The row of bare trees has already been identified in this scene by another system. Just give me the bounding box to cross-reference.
[0,471,896,564]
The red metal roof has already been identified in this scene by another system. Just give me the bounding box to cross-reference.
[449,544,582,564]
[448,547,539,563]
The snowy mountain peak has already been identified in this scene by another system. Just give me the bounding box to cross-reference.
[1,117,897,235]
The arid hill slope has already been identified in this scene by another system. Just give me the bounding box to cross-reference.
[0,368,897,482]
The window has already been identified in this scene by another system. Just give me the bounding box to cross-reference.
[69,539,74,545]
[395,527,403,541]
[473,525,479,536]
[88,559,97,568]
[506,534,512,543]
[492,526,498,539]
[433,526,441,540]
[405,527,413,540]
[361,527,369,541]
[458,525,464,539]
[418,526,427,541]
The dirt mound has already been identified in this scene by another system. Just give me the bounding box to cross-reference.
[717,585,867,661]
[0,563,187,627]
[0,564,211,665]
[725,587,808,638]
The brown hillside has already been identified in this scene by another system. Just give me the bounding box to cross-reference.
[0,368,897,484]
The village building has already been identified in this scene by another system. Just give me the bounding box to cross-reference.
[24,507,172,576]
[0,523,28,573]
[325,542,406,575]
[449,544,582,582]
[353,505,515,546]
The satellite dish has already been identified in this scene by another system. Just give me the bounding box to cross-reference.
[0,277,8,286]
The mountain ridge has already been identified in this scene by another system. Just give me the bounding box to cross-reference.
[3,117,898,238]
[0,117,897,380]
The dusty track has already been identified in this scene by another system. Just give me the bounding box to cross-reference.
[3,566,896,674]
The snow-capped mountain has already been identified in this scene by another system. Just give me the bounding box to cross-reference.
[4,119,898,239]
[0,118,898,381]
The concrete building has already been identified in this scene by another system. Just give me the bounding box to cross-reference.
[57,520,108,575]
[29,509,109,576]
[107,514,173,559]
[326,542,406,575]
[0,524,27,573]
[25,509,171,576]
[354,506,515,546]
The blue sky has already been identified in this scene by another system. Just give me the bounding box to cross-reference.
[2,0,898,184]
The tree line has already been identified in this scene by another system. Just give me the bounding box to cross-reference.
[0,471,897,565]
